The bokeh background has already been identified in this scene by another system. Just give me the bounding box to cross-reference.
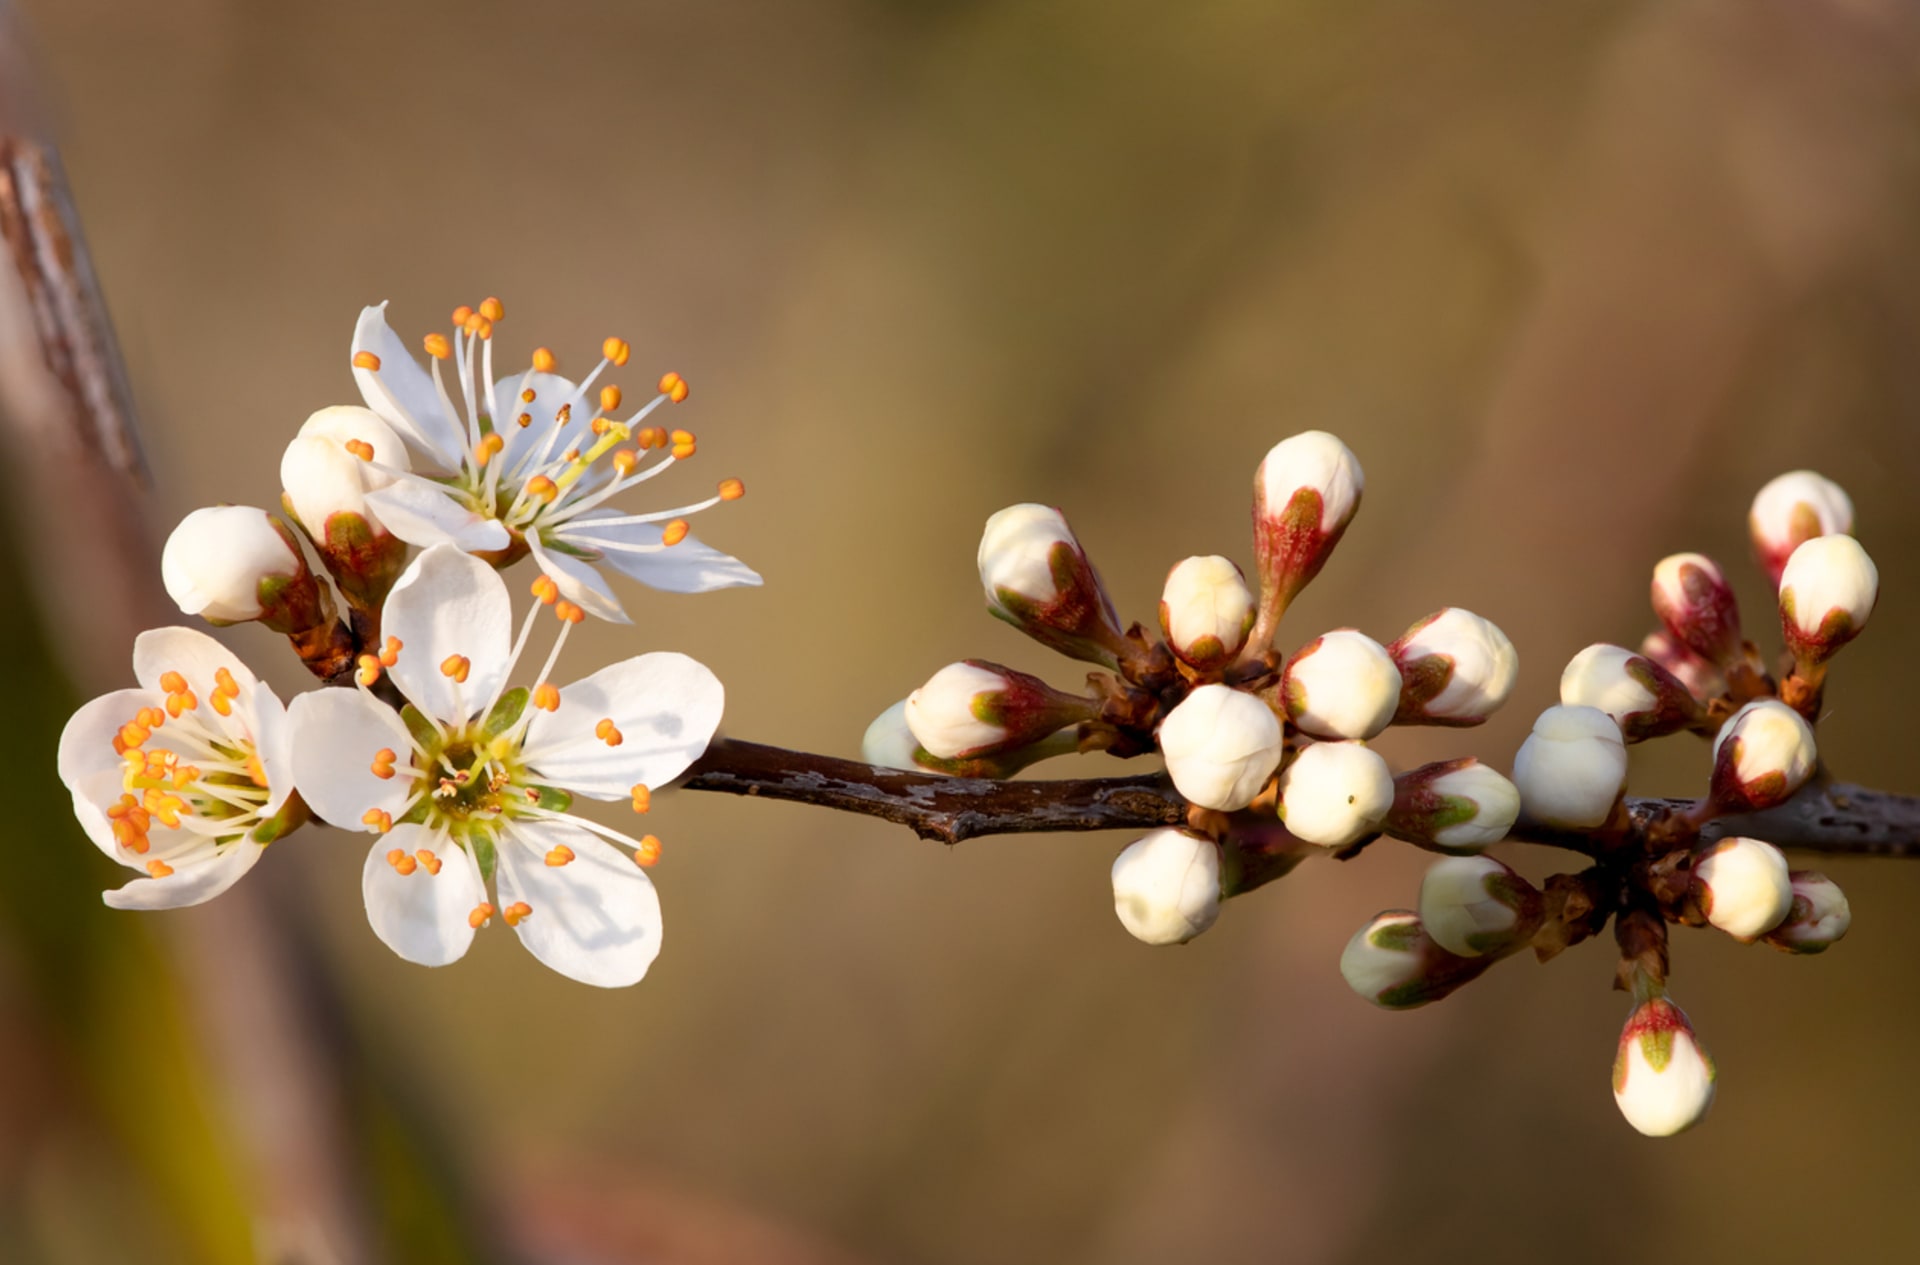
[4,0,1920,1261]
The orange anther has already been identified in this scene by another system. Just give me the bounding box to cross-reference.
[439,654,471,684]
[356,655,382,687]
[424,332,452,360]
[599,384,623,413]
[451,304,475,326]
[553,601,585,626]
[533,683,561,712]
[517,412,533,428]
[530,574,560,605]
[544,845,575,867]
[159,671,188,694]
[372,748,398,779]
[662,520,690,546]
[468,902,495,928]
[525,475,558,503]
[210,692,234,718]
[365,809,394,834]
[146,859,175,879]
[479,296,505,322]
[141,706,168,729]
[612,449,639,477]
[589,418,609,437]
[118,722,149,749]
[670,428,694,447]
[246,754,267,788]
[671,438,696,461]
[532,347,557,373]
[658,372,689,403]
[595,718,624,747]
[521,387,537,404]
[345,438,376,461]
[352,350,381,371]
[214,668,237,694]
[379,636,402,667]
[562,446,582,463]
[415,848,443,876]
[462,310,484,335]
[555,403,573,424]
[503,901,533,926]
[633,835,662,867]
[474,318,494,341]
[165,691,196,717]
[636,426,665,450]
[386,848,405,866]
[629,784,651,814]
[718,478,745,501]
[602,337,631,367]
[475,433,506,466]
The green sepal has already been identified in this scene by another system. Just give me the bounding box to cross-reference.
[484,688,529,739]
[401,704,438,752]
[249,790,312,844]
[526,784,574,813]
[395,799,432,828]
[470,833,498,884]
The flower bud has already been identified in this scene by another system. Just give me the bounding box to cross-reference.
[1750,469,1852,586]
[1389,608,1519,726]
[1282,629,1402,740]
[281,406,411,608]
[1650,552,1742,667]
[978,504,1126,667]
[1613,997,1716,1138]
[1417,855,1542,958]
[1386,758,1521,854]
[904,660,1096,760]
[161,506,326,634]
[1777,534,1878,668]
[1250,431,1363,618]
[861,699,922,771]
[1339,911,1493,1009]
[863,697,1079,778]
[1558,643,1701,743]
[1708,699,1816,813]
[1277,740,1393,848]
[1689,836,1792,941]
[1511,705,1627,830]
[1763,870,1851,955]
[1110,830,1222,946]
[1158,555,1255,670]
[1156,684,1284,812]
[1638,630,1726,704]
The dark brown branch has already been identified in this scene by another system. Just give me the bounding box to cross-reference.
[681,739,1920,857]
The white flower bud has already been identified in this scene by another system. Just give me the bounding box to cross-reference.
[1282,629,1402,740]
[1708,699,1816,813]
[1613,997,1716,1138]
[1277,740,1393,848]
[1559,643,1701,743]
[1339,911,1492,1009]
[1778,534,1878,667]
[1689,837,1793,942]
[1651,552,1742,667]
[1389,608,1518,726]
[281,405,409,533]
[1156,685,1284,812]
[904,660,1094,760]
[1750,470,1852,586]
[1417,856,1540,958]
[1511,705,1628,830]
[1110,830,1222,946]
[1251,430,1364,609]
[160,506,305,625]
[977,504,1125,666]
[1386,758,1521,854]
[1763,871,1851,955]
[861,699,922,771]
[1158,555,1255,670]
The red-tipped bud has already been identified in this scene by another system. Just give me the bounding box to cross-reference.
[1708,700,1816,813]
[1417,855,1542,958]
[1689,836,1793,942]
[1250,431,1363,624]
[1650,552,1742,667]
[1763,870,1851,955]
[1639,630,1727,703]
[1613,997,1716,1137]
[977,504,1126,667]
[1385,758,1520,855]
[1282,629,1401,740]
[1388,608,1518,727]
[1750,470,1852,587]
[904,660,1097,760]
[161,506,328,636]
[1158,555,1255,670]
[1778,534,1878,668]
[1338,911,1496,1010]
[1558,643,1703,742]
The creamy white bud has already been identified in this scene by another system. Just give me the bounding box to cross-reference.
[977,503,1123,665]
[1110,830,1221,946]
[160,506,303,624]
[1651,552,1742,666]
[1418,856,1536,958]
[1560,643,1700,742]
[861,700,922,771]
[1278,740,1393,848]
[1387,760,1521,853]
[1778,534,1878,665]
[1709,700,1816,812]
[1159,555,1255,669]
[1340,911,1425,1006]
[1750,470,1852,584]
[1283,629,1402,740]
[1613,998,1716,1138]
[1511,705,1628,829]
[1390,608,1518,725]
[282,406,409,535]
[1690,837,1793,941]
[1764,871,1851,954]
[1255,431,1364,536]
[1157,685,1284,812]
[979,504,1078,606]
[905,662,1014,758]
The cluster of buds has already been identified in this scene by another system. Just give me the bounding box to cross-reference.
[868,431,1524,947]
[1343,469,1869,1137]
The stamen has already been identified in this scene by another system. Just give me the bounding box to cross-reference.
[533,683,561,712]
[671,429,696,461]
[633,835,662,867]
[345,438,375,461]
[533,347,557,373]
[600,384,623,413]
[719,478,745,501]
[159,671,187,694]
[663,520,690,546]
[553,601,585,625]
[503,901,533,926]
[147,859,175,879]
[544,845,575,867]
[595,718,624,747]
[352,351,381,371]
[475,433,506,466]
[372,748,399,780]
[531,575,559,605]
[246,754,267,788]
[356,655,383,687]
[603,337,631,367]
[366,809,395,834]
[415,848,443,876]
[525,475,558,503]
[451,304,474,326]
[468,902,495,928]
[479,296,505,322]
[630,784,651,814]
[517,412,533,428]
[658,372,689,404]
[380,636,403,667]
[521,388,537,404]
[637,426,666,450]
[440,655,472,684]
[424,332,452,360]
[613,449,639,476]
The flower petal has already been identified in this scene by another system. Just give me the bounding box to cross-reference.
[286,688,415,829]
[353,303,467,471]
[383,546,513,725]
[103,841,264,911]
[523,652,724,798]
[132,626,260,704]
[491,370,589,473]
[58,687,155,793]
[249,681,296,819]
[527,533,629,624]
[71,770,128,860]
[361,824,486,967]
[494,819,661,987]
[364,482,512,554]
[555,516,762,594]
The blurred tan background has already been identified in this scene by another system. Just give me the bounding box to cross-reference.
[5,0,1920,1261]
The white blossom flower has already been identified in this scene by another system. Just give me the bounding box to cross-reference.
[347,300,760,623]
[57,628,297,909]
[288,546,723,987]
[1156,684,1283,812]
[1109,829,1221,945]
[1613,997,1716,1138]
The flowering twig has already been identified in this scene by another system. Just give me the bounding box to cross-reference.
[681,739,1920,857]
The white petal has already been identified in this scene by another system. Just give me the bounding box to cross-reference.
[248,681,296,819]
[352,303,466,470]
[555,516,763,594]
[103,842,265,911]
[360,824,485,967]
[286,689,415,829]
[364,482,511,554]
[71,770,128,859]
[528,533,629,624]
[132,626,260,703]
[383,546,514,725]
[522,652,724,799]
[495,819,662,987]
[57,688,155,793]
[491,370,588,473]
